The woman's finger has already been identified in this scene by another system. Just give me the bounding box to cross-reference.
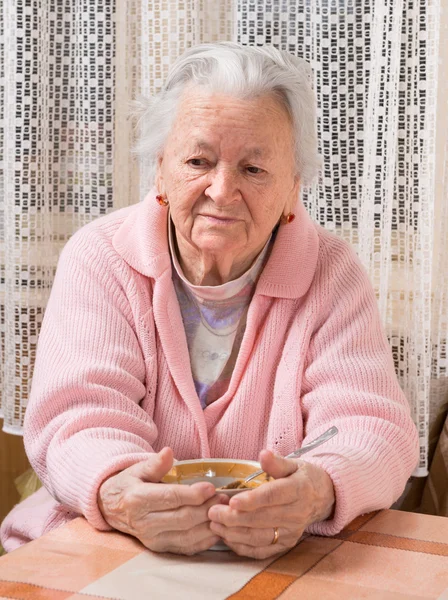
[146,494,229,535]
[224,540,289,560]
[259,449,299,480]
[127,447,174,482]
[209,522,295,549]
[229,471,308,512]
[146,521,220,555]
[209,503,304,529]
[127,479,218,513]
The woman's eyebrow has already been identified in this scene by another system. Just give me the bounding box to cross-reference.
[190,140,214,153]
[245,147,271,159]
[188,140,272,160]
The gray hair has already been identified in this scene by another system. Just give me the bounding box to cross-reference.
[132,42,321,188]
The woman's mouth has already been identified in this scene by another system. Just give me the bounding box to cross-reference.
[200,214,240,225]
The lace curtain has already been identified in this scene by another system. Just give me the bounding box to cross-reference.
[1,0,447,483]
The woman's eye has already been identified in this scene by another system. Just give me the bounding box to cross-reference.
[188,158,206,167]
[246,166,263,174]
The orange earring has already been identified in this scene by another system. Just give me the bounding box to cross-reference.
[281,212,295,225]
[156,194,169,207]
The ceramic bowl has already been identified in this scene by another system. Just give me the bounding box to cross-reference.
[161,458,273,551]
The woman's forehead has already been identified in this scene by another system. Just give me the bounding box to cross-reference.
[167,89,294,152]
[176,87,290,121]
[186,138,274,159]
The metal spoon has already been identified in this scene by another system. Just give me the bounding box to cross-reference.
[243,425,339,484]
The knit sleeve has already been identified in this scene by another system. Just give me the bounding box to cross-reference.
[300,238,419,536]
[23,226,158,531]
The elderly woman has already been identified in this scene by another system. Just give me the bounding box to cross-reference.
[1,42,418,559]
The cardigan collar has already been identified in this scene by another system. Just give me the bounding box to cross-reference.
[112,189,319,300]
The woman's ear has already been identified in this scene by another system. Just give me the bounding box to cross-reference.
[155,154,164,192]
[287,175,300,213]
[293,175,300,196]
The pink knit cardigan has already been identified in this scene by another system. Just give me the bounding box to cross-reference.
[1,192,419,552]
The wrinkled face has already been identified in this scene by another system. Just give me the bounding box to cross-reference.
[156,88,300,264]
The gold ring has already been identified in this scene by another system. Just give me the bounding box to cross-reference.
[271,527,279,545]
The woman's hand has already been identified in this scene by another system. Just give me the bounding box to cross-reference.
[98,447,229,555]
[208,450,335,559]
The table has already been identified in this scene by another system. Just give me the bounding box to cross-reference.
[420,412,448,516]
[0,509,447,599]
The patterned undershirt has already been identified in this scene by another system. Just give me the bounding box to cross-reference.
[169,220,272,408]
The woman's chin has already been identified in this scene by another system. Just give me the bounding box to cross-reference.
[191,231,246,258]
[194,240,243,258]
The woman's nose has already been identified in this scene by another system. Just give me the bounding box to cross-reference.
[205,169,241,206]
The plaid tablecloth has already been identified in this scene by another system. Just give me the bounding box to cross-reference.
[0,509,447,599]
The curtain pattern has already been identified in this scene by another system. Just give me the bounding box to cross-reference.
[1,0,115,432]
[1,1,446,483]
[235,0,446,476]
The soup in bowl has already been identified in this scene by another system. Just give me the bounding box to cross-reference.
[161,458,272,497]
